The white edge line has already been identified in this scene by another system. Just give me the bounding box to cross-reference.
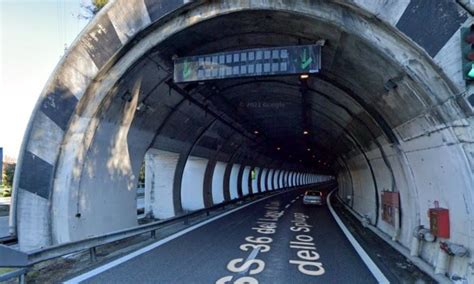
[326,189,389,284]
[240,246,261,275]
[65,188,299,283]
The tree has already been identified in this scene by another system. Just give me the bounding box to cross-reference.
[138,162,145,188]
[2,163,15,188]
[80,0,109,19]
[91,0,108,14]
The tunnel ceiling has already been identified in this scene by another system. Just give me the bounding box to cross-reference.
[110,9,411,171]
[14,0,473,261]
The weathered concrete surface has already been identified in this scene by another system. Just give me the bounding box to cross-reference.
[11,0,474,281]
[181,156,208,211]
[144,149,179,219]
[0,216,9,238]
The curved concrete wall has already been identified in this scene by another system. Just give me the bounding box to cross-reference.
[241,166,251,196]
[229,164,240,200]
[144,149,179,220]
[250,167,260,194]
[272,170,279,190]
[12,0,474,280]
[267,169,274,191]
[211,161,226,204]
[181,156,207,211]
[260,168,268,192]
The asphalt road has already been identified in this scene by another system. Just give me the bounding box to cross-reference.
[74,185,377,283]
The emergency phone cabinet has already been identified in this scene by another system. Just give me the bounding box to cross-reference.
[429,207,450,238]
[382,191,399,225]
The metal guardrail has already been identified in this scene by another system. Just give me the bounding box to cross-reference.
[0,184,323,282]
[0,235,17,245]
[0,268,27,284]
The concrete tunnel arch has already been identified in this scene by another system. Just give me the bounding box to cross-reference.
[10,0,474,280]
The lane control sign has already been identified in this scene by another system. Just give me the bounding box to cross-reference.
[174,44,321,83]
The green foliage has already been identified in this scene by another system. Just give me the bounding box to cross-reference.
[80,0,109,19]
[0,268,14,276]
[2,163,15,189]
[138,162,145,188]
[2,188,11,197]
[91,0,109,14]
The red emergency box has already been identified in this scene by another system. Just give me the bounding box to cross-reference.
[382,191,399,225]
[429,208,450,238]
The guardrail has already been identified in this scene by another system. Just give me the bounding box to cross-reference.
[0,268,27,283]
[0,184,323,283]
[0,235,16,245]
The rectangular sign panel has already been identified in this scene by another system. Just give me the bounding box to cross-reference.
[174,44,321,83]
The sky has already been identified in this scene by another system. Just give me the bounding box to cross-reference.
[0,0,91,159]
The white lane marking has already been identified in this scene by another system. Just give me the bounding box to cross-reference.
[327,189,389,284]
[65,189,299,283]
[239,247,261,275]
[291,200,296,203]
[285,204,290,209]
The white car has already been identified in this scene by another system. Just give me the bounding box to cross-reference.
[303,190,324,205]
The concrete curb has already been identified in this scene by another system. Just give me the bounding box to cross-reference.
[332,191,451,284]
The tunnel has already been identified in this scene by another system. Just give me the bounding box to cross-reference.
[10,0,474,280]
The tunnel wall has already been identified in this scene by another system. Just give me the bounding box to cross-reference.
[181,156,207,211]
[144,149,179,219]
[211,161,226,204]
[251,167,260,194]
[11,0,474,281]
[241,166,251,196]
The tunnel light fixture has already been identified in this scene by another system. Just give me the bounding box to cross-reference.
[307,148,311,151]
[303,130,309,135]
[312,155,316,158]
[277,147,281,151]
[300,74,309,79]
[254,130,259,135]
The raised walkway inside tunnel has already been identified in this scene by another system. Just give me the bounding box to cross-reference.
[3,0,474,283]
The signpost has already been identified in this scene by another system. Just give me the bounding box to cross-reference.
[174,44,321,83]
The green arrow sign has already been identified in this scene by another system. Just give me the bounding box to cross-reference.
[174,44,321,83]
[183,59,192,79]
[300,48,313,69]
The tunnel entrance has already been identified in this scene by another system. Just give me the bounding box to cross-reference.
[12,0,473,280]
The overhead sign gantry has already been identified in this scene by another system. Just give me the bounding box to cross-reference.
[174,44,321,83]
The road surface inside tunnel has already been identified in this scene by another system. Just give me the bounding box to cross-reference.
[70,184,377,284]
